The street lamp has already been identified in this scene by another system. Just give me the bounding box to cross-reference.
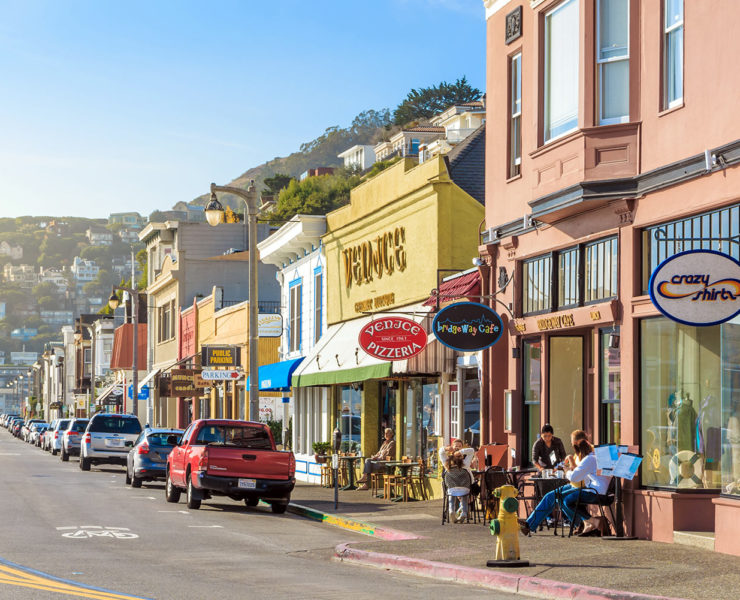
[108,285,138,416]
[205,180,274,423]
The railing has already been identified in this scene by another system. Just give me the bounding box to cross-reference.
[220,299,282,314]
[445,128,478,144]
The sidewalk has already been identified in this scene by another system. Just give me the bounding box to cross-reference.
[290,482,740,600]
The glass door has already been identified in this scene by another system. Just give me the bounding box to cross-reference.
[522,339,542,465]
[549,336,584,443]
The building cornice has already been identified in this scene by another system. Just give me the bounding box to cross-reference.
[484,0,511,20]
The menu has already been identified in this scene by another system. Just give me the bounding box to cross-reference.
[594,444,619,470]
[613,453,642,480]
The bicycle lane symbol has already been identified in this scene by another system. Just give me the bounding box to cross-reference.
[57,526,139,539]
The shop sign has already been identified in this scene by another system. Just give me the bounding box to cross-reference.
[649,250,740,326]
[343,227,407,289]
[358,316,426,360]
[432,302,503,352]
[201,346,241,367]
[537,313,575,331]
[258,314,283,337]
[354,293,395,314]
[201,369,243,381]
[170,369,204,397]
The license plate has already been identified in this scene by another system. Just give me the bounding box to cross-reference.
[106,438,123,447]
[238,478,256,489]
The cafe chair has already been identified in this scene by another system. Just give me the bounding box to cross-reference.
[566,477,616,537]
[409,458,428,501]
[370,470,384,497]
[320,464,333,487]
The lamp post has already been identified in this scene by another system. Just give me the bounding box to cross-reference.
[205,180,273,423]
[108,285,138,416]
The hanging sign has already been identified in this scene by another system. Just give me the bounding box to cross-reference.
[649,250,740,326]
[358,316,426,360]
[169,369,205,397]
[432,302,503,352]
[201,346,241,367]
[201,369,244,381]
[258,314,283,337]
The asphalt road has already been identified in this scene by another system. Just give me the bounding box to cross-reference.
[0,431,516,600]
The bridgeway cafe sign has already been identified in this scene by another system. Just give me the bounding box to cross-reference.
[432,302,503,352]
[358,316,426,360]
[649,250,740,326]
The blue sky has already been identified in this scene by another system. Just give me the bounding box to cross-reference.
[0,0,485,219]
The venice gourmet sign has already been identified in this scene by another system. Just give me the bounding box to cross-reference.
[358,316,426,360]
[432,302,504,352]
[649,250,740,326]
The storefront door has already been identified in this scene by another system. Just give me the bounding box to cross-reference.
[405,378,440,472]
[548,336,584,443]
[379,382,397,444]
[522,339,542,464]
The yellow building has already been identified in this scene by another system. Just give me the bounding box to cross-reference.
[292,128,485,498]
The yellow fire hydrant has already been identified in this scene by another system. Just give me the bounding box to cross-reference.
[488,484,529,567]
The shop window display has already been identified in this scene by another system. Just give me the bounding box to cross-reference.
[405,378,440,476]
[338,386,362,453]
[641,317,739,490]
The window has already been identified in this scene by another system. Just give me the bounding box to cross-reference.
[523,340,542,465]
[157,300,175,343]
[544,0,579,142]
[600,327,621,444]
[558,247,580,308]
[289,280,302,353]
[522,254,552,314]
[313,269,322,344]
[597,0,629,124]
[509,52,522,177]
[663,0,684,109]
[584,237,618,302]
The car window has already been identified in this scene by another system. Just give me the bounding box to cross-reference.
[133,433,144,446]
[195,425,272,449]
[72,420,89,432]
[149,432,178,446]
[57,420,71,431]
[89,417,142,434]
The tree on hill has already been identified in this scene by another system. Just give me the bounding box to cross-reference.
[393,76,481,125]
[266,171,362,223]
[262,173,294,197]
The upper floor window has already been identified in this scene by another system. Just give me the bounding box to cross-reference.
[157,300,175,343]
[558,247,580,308]
[584,237,618,302]
[663,0,684,109]
[509,52,522,178]
[313,269,322,344]
[289,280,302,353]
[544,0,579,142]
[597,0,629,124]
[522,254,552,314]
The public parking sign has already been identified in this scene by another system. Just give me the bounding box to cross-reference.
[432,302,503,352]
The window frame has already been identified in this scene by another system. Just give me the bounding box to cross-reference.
[662,0,684,110]
[509,51,523,178]
[583,237,619,305]
[522,253,554,316]
[313,267,322,345]
[289,278,303,353]
[596,0,630,125]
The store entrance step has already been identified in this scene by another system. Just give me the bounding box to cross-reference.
[673,530,715,551]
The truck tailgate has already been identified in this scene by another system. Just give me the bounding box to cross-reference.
[205,447,292,480]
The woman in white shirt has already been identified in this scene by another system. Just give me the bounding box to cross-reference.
[439,438,475,475]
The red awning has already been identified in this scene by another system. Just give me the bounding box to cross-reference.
[110,323,147,370]
[423,270,481,307]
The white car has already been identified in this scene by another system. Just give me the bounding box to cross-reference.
[47,418,72,455]
[79,413,142,471]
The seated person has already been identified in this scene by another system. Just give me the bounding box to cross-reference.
[439,438,475,475]
[519,430,610,535]
[444,452,472,523]
[357,428,395,490]
[532,423,567,472]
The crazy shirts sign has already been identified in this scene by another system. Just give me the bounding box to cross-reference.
[649,250,740,326]
[358,316,426,360]
[432,302,504,352]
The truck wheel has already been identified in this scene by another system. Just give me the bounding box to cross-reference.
[271,501,288,514]
[186,475,201,509]
[165,471,181,503]
[61,448,69,462]
[80,457,91,471]
[131,475,142,488]
[245,498,259,507]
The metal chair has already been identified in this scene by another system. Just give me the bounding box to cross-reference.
[567,477,617,537]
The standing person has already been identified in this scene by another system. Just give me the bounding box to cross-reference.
[357,428,395,490]
[519,430,610,535]
[531,424,566,472]
[444,451,472,523]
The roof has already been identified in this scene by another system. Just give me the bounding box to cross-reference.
[445,122,485,205]
[423,270,481,307]
[404,126,445,133]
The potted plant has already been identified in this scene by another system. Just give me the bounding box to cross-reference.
[312,441,332,463]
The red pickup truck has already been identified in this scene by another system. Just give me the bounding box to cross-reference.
[165,419,296,513]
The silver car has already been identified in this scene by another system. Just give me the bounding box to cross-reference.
[48,419,71,455]
[80,413,142,471]
[61,418,89,461]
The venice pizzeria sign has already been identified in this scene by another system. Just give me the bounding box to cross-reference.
[649,249,740,326]
[358,316,427,360]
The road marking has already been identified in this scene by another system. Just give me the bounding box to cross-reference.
[0,453,20,456]
[0,556,151,599]
[131,496,156,500]
[157,510,189,514]
[188,525,223,528]
[58,526,138,539]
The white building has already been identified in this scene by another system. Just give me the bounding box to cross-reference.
[374,126,445,161]
[86,228,114,246]
[2,264,38,288]
[257,215,327,483]
[38,268,69,292]
[10,352,38,366]
[0,241,23,260]
[337,145,376,170]
[420,100,486,161]
[71,257,99,282]
[61,326,77,413]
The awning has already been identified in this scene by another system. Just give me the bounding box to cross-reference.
[138,368,160,391]
[97,383,124,404]
[246,358,304,391]
[292,304,430,387]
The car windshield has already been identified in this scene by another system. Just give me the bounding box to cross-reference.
[57,420,71,430]
[148,432,180,446]
[89,417,142,434]
[194,425,272,449]
[71,420,89,432]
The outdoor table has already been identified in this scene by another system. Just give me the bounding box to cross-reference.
[379,461,415,500]
[504,466,538,489]
[338,455,364,490]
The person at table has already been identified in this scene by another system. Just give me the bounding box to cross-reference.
[356,428,395,490]
[531,423,566,472]
[519,430,610,535]
[439,438,475,475]
[444,451,472,523]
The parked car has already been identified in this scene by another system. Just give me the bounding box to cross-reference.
[126,428,184,488]
[47,419,71,455]
[165,419,296,513]
[30,423,49,446]
[80,413,142,471]
[22,419,45,442]
[61,418,90,461]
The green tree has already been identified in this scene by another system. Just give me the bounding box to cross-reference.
[393,77,481,125]
[263,174,294,196]
[266,171,362,223]
[80,245,111,263]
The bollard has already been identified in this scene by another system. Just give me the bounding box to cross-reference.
[487,484,529,568]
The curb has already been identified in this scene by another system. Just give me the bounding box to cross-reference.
[287,503,422,541]
[334,543,685,600]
